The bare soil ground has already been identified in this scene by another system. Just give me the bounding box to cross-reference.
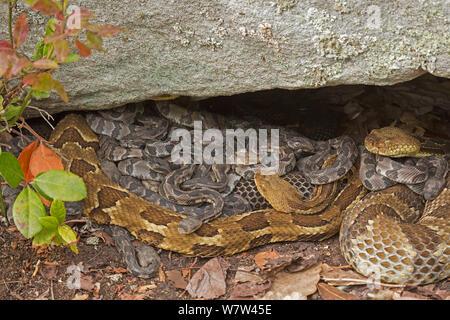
[1,221,448,300]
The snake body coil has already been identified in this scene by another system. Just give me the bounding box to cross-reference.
[51,114,449,284]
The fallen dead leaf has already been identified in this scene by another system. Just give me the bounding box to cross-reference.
[181,268,191,279]
[39,264,57,280]
[110,267,128,274]
[234,269,266,284]
[434,289,450,300]
[186,257,230,299]
[415,284,442,300]
[393,290,431,300]
[119,292,148,300]
[368,288,402,300]
[72,293,89,300]
[317,282,357,300]
[260,263,322,300]
[80,275,95,292]
[92,282,101,299]
[92,230,114,246]
[166,269,188,290]
[136,284,157,294]
[230,281,272,299]
[254,249,280,270]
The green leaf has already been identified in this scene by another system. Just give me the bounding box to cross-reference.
[4,104,23,121]
[33,40,45,60]
[32,90,50,99]
[24,0,39,6]
[0,152,24,188]
[39,215,59,229]
[32,73,53,91]
[31,180,53,201]
[50,199,65,224]
[12,187,46,238]
[58,224,77,244]
[70,244,78,254]
[86,31,103,51]
[63,53,79,63]
[32,170,86,201]
[53,233,64,245]
[45,18,58,36]
[32,227,57,246]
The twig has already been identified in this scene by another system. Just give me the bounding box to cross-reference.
[10,128,34,144]
[27,105,55,130]
[321,277,406,288]
[17,117,47,142]
[65,219,88,224]
[32,259,41,278]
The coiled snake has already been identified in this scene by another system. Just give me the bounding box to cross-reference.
[51,114,449,285]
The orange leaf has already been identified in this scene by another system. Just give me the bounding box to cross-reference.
[97,24,125,37]
[17,140,38,182]
[13,13,29,48]
[29,142,64,177]
[254,248,280,270]
[39,194,52,207]
[181,268,190,278]
[75,39,91,57]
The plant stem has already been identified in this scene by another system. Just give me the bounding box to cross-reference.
[0,178,6,219]
[9,88,32,128]
[8,1,16,46]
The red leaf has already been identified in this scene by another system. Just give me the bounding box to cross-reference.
[44,32,66,44]
[29,141,64,178]
[0,41,13,49]
[97,24,125,37]
[6,55,30,78]
[18,140,39,182]
[32,0,61,16]
[13,13,29,48]
[23,73,40,86]
[75,39,91,57]
[0,52,9,77]
[53,39,69,62]
[33,59,59,69]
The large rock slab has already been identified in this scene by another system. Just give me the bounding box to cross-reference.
[1,1,449,113]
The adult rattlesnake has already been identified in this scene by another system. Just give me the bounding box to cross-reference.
[51,114,449,284]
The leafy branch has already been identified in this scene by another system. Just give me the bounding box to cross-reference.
[0,0,124,253]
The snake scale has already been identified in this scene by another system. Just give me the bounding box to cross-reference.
[51,114,449,285]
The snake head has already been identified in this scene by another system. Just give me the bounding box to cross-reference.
[364,127,421,157]
[287,136,315,154]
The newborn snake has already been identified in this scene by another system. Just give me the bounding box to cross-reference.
[51,114,449,284]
